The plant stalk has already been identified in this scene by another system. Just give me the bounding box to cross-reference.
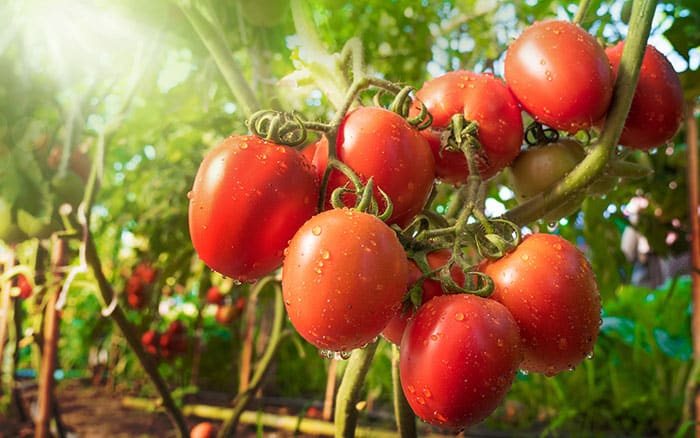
[334,342,379,438]
[391,345,416,437]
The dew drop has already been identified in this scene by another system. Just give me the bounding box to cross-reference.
[407,385,416,394]
[416,396,426,405]
[312,226,322,236]
[547,222,559,232]
[423,388,432,398]
[520,254,529,261]
[455,312,465,321]
[186,191,193,199]
[519,369,529,376]
[240,143,248,150]
[320,249,330,260]
[586,351,595,360]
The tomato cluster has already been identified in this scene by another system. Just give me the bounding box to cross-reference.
[125,262,157,310]
[186,17,682,432]
[11,273,33,300]
[141,320,188,360]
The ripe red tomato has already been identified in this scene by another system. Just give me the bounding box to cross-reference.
[215,303,243,325]
[400,294,522,429]
[141,329,159,355]
[312,107,436,226]
[206,286,225,305]
[504,20,613,132]
[282,208,408,352]
[13,273,33,300]
[190,421,216,438]
[410,71,523,185]
[605,42,684,150]
[188,135,319,281]
[382,250,464,345]
[481,233,601,376]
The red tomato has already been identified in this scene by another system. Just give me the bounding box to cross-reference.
[410,71,523,184]
[312,107,436,226]
[400,294,522,429]
[605,42,684,150]
[188,135,319,281]
[215,303,243,325]
[206,286,225,305]
[134,262,157,284]
[190,421,216,438]
[505,20,613,132]
[282,208,408,352]
[141,329,159,355]
[382,250,464,345]
[481,233,601,376]
[13,274,33,300]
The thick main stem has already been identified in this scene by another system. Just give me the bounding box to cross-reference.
[504,0,657,227]
[334,342,379,438]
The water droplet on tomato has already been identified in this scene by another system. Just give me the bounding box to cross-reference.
[586,351,595,360]
[520,254,529,261]
[240,143,248,150]
[186,191,193,199]
[455,312,465,321]
[407,385,416,394]
[519,369,529,376]
[320,249,330,259]
[312,226,322,236]
[423,388,432,398]
[416,396,426,405]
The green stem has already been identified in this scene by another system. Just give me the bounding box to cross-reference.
[334,342,379,438]
[573,0,593,25]
[504,0,657,227]
[217,284,287,438]
[178,2,260,117]
[391,345,417,437]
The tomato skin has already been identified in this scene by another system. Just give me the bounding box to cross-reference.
[190,422,216,438]
[313,107,436,226]
[509,138,585,201]
[505,20,613,132]
[282,208,408,352]
[400,294,522,429]
[411,71,523,184]
[382,250,464,345]
[188,135,319,282]
[605,43,684,150]
[481,233,601,376]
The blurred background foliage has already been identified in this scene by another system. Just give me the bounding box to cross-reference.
[1,0,699,435]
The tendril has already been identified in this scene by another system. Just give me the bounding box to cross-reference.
[473,219,522,260]
[525,121,560,146]
[247,110,308,147]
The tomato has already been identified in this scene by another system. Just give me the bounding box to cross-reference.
[141,329,159,356]
[206,286,225,305]
[312,107,435,226]
[282,208,408,353]
[190,422,216,438]
[605,42,684,150]
[410,71,523,184]
[215,303,243,325]
[399,294,522,429]
[481,233,601,376]
[382,250,464,345]
[12,273,33,300]
[508,138,586,221]
[509,138,585,201]
[188,135,319,282]
[504,20,613,132]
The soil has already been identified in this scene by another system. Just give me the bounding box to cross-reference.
[0,380,227,438]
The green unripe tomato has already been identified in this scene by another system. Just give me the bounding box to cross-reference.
[509,138,586,202]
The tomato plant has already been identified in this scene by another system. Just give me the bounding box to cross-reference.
[382,250,464,345]
[410,71,523,184]
[312,107,436,226]
[399,294,522,429]
[281,208,408,353]
[604,42,684,150]
[188,135,319,281]
[504,20,613,132]
[480,233,601,376]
